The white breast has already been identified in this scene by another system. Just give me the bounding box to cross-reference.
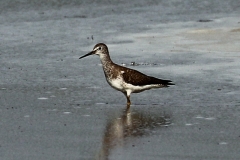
[108,78,124,91]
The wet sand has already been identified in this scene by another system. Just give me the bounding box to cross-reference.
[1,1,240,159]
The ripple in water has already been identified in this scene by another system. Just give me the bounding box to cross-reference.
[38,97,48,100]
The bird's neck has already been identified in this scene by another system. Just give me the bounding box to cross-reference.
[99,54,113,66]
[99,54,114,77]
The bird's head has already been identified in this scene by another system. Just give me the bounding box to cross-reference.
[79,43,109,59]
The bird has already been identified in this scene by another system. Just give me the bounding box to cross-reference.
[79,43,174,107]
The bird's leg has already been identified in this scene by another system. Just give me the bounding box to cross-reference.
[123,92,131,107]
[127,95,131,106]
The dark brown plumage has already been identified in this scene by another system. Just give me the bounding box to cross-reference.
[121,67,174,86]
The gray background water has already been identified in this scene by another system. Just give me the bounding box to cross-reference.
[1,0,240,159]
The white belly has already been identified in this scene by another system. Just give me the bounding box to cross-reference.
[107,77,164,93]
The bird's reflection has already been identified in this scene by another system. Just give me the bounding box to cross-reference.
[97,106,171,160]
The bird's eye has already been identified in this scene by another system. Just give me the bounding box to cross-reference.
[98,47,101,50]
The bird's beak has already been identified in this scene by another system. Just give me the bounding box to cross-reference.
[79,51,95,59]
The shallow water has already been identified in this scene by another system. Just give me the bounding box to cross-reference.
[1,0,240,160]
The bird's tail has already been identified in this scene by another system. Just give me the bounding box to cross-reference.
[149,77,175,86]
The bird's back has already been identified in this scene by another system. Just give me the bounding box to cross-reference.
[114,64,174,87]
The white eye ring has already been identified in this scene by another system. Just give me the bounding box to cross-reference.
[98,47,102,50]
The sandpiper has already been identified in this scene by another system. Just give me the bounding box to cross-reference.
[79,43,174,107]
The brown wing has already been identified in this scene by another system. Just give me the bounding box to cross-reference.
[121,67,174,86]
